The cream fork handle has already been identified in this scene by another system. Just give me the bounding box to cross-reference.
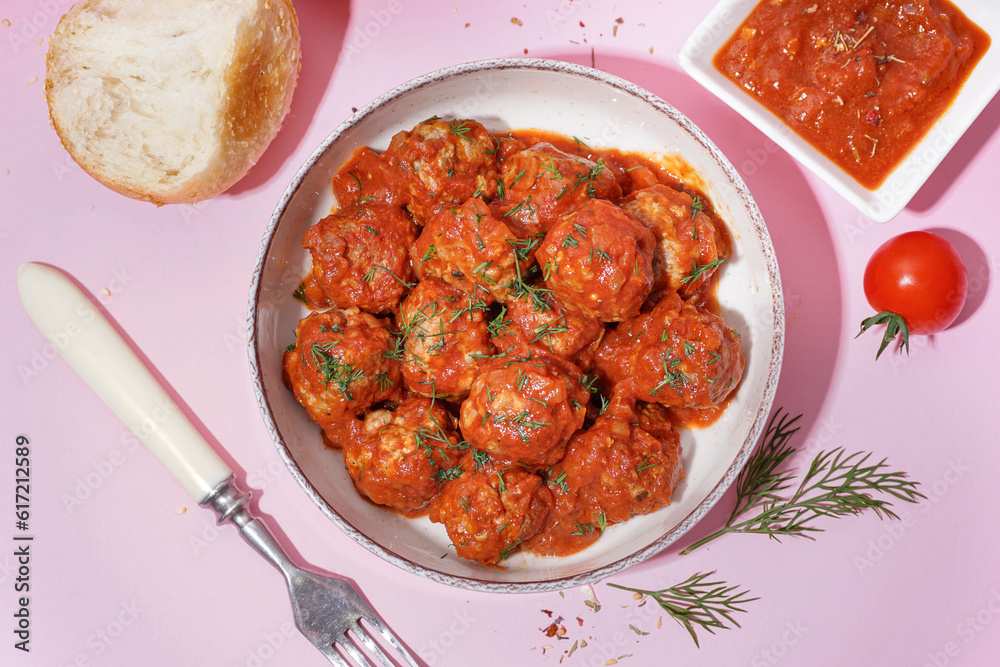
[16,262,233,502]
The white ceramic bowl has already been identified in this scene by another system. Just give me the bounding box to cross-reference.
[680,0,1000,223]
[248,58,784,592]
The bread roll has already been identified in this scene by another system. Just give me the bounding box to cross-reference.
[45,0,301,205]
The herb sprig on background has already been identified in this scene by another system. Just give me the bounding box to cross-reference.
[608,571,757,647]
[680,410,925,554]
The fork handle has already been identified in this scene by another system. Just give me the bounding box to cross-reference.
[16,263,234,502]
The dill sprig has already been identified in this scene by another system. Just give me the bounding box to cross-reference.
[608,571,757,647]
[680,410,925,555]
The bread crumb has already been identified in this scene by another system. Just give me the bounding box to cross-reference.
[176,507,187,514]
[2,19,10,27]
[511,17,522,26]
[27,76,36,84]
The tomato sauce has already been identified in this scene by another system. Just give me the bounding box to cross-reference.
[714,0,990,189]
[286,118,746,563]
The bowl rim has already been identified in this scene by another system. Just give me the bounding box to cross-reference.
[247,57,785,592]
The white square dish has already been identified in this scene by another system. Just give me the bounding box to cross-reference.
[679,0,1000,222]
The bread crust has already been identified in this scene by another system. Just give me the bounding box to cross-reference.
[44,0,301,205]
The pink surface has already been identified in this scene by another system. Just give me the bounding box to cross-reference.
[2,1,999,665]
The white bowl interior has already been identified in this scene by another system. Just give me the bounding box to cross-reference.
[679,0,1000,222]
[249,59,784,591]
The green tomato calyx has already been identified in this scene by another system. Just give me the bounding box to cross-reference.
[856,311,910,360]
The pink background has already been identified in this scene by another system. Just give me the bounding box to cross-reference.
[3,1,999,665]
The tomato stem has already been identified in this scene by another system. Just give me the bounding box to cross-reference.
[856,311,910,360]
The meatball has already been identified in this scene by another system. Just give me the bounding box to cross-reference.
[429,450,553,564]
[410,197,530,302]
[396,278,493,400]
[342,396,464,516]
[491,290,604,361]
[536,198,655,322]
[620,184,729,298]
[330,146,407,209]
[492,142,622,238]
[529,394,683,557]
[283,308,401,434]
[458,347,588,468]
[300,204,417,314]
[593,292,744,408]
[382,117,499,224]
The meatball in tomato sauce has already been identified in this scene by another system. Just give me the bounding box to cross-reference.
[396,278,493,400]
[529,391,683,557]
[593,292,744,409]
[620,184,729,298]
[283,308,401,439]
[331,146,407,209]
[300,204,417,314]
[410,197,529,302]
[458,348,588,468]
[342,396,464,516]
[383,117,499,224]
[493,142,621,238]
[429,450,553,565]
[536,198,655,322]
[491,290,604,361]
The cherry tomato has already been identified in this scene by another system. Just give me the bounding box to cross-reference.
[857,231,967,359]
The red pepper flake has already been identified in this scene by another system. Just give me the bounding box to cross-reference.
[865,109,881,125]
[580,21,586,27]
[542,609,554,617]
[544,623,559,637]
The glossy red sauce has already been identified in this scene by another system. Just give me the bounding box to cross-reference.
[284,119,744,562]
[714,0,990,189]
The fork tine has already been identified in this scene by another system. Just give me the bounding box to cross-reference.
[337,636,371,667]
[350,623,396,667]
[360,616,421,667]
[315,639,354,667]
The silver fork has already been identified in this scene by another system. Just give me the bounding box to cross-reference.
[203,479,421,666]
[17,263,421,667]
